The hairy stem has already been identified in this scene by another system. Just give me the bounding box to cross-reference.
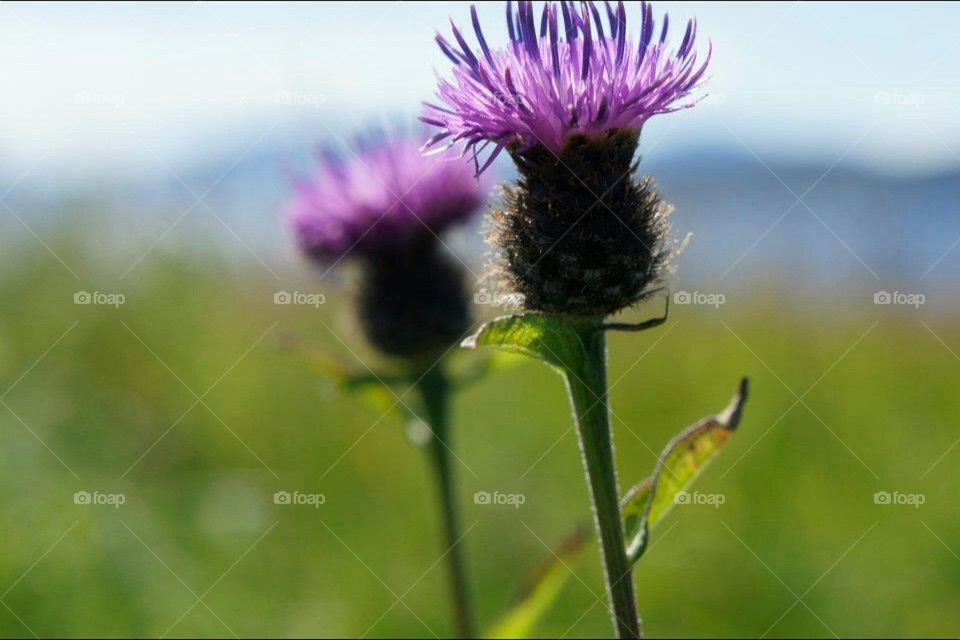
[416,364,474,638]
[564,323,641,638]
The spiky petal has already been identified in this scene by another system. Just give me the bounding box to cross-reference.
[286,134,486,360]
[288,135,486,263]
[423,1,709,171]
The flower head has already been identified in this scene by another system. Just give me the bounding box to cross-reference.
[490,129,673,316]
[287,134,487,361]
[423,1,709,172]
[288,135,486,263]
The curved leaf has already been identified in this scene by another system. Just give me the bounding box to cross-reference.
[451,350,528,388]
[625,377,749,565]
[461,313,599,373]
[620,478,653,549]
[288,339,412,420]
[485,526,590,639]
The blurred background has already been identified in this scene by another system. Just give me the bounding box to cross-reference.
[0,1,958,637]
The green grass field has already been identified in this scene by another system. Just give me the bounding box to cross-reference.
[0,239,958,638]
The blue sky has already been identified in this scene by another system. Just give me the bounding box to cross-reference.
[1,2,958,179]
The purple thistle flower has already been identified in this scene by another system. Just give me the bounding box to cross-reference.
[423,1,710,171]
[287,133,488,360]
[288,135,486,263]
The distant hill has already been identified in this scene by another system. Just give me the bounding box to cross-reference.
[1,138,957,299]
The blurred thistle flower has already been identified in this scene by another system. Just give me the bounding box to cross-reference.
[287,134,486,360]
[290,136,485,262]
[424,1,709,317]
[288,134,490,636]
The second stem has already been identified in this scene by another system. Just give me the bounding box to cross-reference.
[416,364,474,638]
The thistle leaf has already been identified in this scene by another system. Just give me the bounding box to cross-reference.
[485,526,590,639]
[450,350,528,388]
[461,312,599,372]
[295,343,411,420]
[620,478,653,550]
[624,378,749,565]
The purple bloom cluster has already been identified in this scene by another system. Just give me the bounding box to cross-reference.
[288,136,486,262]
[423,1,710,172]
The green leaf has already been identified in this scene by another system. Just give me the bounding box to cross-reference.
[461,313,599,373]
[343,374,411,421]
[620,478,653,550]
[624,378,750,565]
[294,343,411,420]
[449,350,527,388]
[485,527,590,639]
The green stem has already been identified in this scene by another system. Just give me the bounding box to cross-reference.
[563,323,641,639]
[416,364,474,638]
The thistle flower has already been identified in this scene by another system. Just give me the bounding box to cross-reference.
[423,0,709,170]
[288,135,486,360]
[432,7,743,639]
[289,136,484,263]
[287,134,488,637]
[424,1,709,317]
